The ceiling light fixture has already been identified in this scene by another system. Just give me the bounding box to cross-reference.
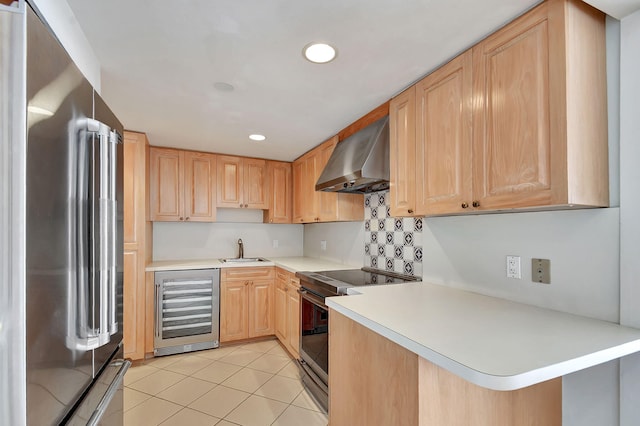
[303,42,337,64]
[213,82,234,92]
[249,134,266,141]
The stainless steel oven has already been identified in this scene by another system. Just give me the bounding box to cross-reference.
[295,267,418,412]
[298,287,330,409]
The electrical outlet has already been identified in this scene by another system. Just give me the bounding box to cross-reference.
[320,240,327,251]
[272,240,279,249]
[506,255,521,279]
[532,258,551,284]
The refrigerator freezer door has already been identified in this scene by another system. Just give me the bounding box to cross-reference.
[25,6,123,424]
[25,6,95,424]
[67,346,130,426]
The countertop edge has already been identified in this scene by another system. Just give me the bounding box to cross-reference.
[146,257,362,272]
[326,298,640,391]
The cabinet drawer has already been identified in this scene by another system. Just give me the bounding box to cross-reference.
[289,276,300,290]
[223,267,275,281]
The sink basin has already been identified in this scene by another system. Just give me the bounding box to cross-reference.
[220,257,268,263]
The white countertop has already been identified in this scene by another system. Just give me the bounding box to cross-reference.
[327,282,640,391]
[146,256,360,273]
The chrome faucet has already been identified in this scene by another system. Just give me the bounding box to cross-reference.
[237,238,244,259]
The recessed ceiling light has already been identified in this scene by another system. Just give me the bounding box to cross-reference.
[213,82,234,92]
[303,42,337,64]
[249,134,266,141]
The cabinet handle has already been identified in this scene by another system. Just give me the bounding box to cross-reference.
[185,217,190,221]
[244,204,248,208]
[270,219,273,223]
[239,203,243,208]
[179,216,184,220]
[461,203,469,209]
[408,209,414,214]
[472,201,480,208]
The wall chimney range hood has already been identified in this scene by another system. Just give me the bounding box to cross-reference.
[315,115,390,194]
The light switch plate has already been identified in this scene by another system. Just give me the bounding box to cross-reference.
[532,258,551,284]
[320,240,327,251]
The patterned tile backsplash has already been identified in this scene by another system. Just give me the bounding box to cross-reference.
[364,190,422,277]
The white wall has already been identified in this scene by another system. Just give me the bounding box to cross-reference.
[421,208,620,321]
[153,217,304,260]
[618,7,640,425]
[29,0,101,90]
[303,221,364,267]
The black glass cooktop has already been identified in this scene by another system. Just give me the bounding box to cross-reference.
[296,267,418,297]
[316,268,415,286]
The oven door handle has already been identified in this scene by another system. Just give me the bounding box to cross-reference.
[298,288,328,310]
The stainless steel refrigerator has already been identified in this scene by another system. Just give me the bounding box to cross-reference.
[0,1,129,424]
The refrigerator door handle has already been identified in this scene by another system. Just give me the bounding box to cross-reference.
[66,118,118,351]
[107,129,121,336]
[86,359,131,426]
[155,282,162,338]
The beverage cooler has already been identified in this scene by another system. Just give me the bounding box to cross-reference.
[154,269,220,356]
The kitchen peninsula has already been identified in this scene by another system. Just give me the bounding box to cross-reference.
[327,283,640,425]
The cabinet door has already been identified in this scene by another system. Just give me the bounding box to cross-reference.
[286,279,300,359]
[123,249,144,360]
[217,155,243,208]
[265,161,292,224]
[249,279,274,338]
[244,158,268,209]
[415,51,473,215]
[318,137,339,222]
[184,152,216,222]
[123,135,145,244]
[389,87,417,217]
[472,5,552,210]
[292,159,305,223]
[220,280,249,342]
[303,153,320,222]
[275,272,288,342]
[149,147,184,221]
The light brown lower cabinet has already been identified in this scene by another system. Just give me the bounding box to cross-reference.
[329,310,561,426]
[123,249,144,360]
[275,268,300,358]
[123,131,151,361]
[220,267,275,343]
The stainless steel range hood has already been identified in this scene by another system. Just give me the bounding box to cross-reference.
[315,115,389,193]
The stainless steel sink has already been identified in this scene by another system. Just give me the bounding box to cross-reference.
[220,257,268,263]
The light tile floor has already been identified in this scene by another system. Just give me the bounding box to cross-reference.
[124,339,328,426]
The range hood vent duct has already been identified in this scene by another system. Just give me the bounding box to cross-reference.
[315,115,390,194]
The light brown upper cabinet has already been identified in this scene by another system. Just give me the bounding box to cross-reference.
[292,137,364,223]
[292,148,319,222]
[149,147,217,222]
[390,0,607,217]
[472,0,607,211]
[263,161,293,224]
[390,87,417,217]
[217,155,269,209]
[415,50,473,215]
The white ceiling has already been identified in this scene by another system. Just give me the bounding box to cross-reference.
[64,0,636,161]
